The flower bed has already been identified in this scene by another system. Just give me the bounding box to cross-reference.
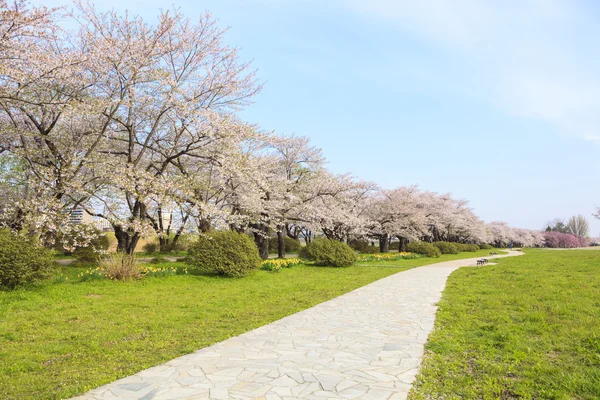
[261,258,302,272]
[357,252,420,262]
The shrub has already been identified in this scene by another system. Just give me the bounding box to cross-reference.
[142,241,159,254]
[149,256,168,264]
[284,237,302,253]
[464,244,480,252]
[270,236,302,254]
[433,241,459,254]
[185,231,261,277]
[406,241,441,258]
[73,245,107,266]
[361,245,379,254]
[347,238,380,254]
[299,239,357,267]
[453,243,467,252]
[99,253,141,280]
[478,243,493,250]
[57,224,110,266]
[79,258,184,281]
[0,229,56,289]
[348,239,369,252]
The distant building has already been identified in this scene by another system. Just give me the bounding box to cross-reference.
[95,218,113,232]
[66,207,94,225]
[159,211,173,229]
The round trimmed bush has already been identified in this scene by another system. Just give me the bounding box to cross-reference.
[478,243,492,250]
[406,241,441,258]
[185,231,261,277]
[453,243,467,252]
[299,239,357,267]
[464,244,480,252]
[433,241,459,254]
[0,229,55,289]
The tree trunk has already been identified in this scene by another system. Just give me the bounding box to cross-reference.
[159,236,169,253]
[398,237,407,252]
[157,227,185,253]
[198,218,211,233]
[114,225,140,255]
[252,223,270,260]
[285,223,300,240]
[169,225,186,251]
[254,231,269,260]
[277,229,285,259]
[379,233,390,253]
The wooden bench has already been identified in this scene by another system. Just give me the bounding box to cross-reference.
[477,258,489,266]
[489,252,498,256]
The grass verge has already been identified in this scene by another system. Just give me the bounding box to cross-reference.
[410,248,600,399]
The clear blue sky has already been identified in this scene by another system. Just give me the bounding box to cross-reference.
[36,0,600,234]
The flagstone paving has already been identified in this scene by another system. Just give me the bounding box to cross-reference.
[73,251,523,400]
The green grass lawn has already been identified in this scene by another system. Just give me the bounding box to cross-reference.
[410,248,600,400]
[355,248,504,267]
[0,250,497,400]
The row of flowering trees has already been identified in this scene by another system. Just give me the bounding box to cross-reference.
[0,1,546,257]
[542,231,588,248]
[486,222,545,248]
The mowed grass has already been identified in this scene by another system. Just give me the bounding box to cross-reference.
[0,249,501,399]
[410,249,600,399]
[0,250,475,400]
[356,248,503,267]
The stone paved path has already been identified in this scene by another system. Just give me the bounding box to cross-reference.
[73,251,523,400]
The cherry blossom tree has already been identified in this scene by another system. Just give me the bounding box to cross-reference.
[419,192,487,244]
[66,4,260,253]
[366,186,426,252]
[222,135,341,259]
[0,1,263,254]
[312,176,377,242]
[486,222,544,248]
[264,135,324,258]
[0,1,102,240]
